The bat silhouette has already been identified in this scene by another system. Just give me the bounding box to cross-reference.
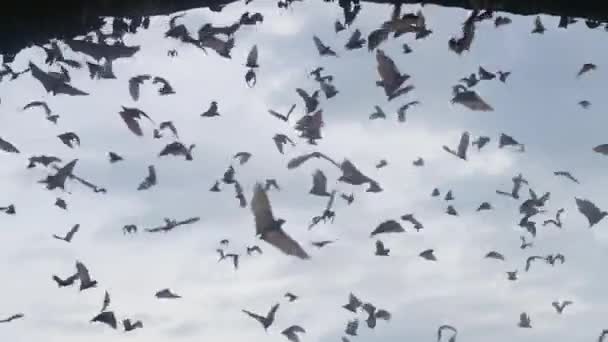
[55,197,68,210]
[159,142,195,160]
[525,256,545,272]
[0,137,20,153]
[39,159,78,191]
[451,85,493,111]
[518,312,531,328]
[65,39,139,61]
[29,62,88,96]
[57,132,80,148]
[282,325,306,342]
[155,288,181,299]
[27,155,61,168]
[251,183,309,259]
[0,313,24,323]
[345,29,366,50]
[552,300,572,314]
[145,217,200,233]
[153,76,175,95]
[76,261,98,290]
[129,74,151,101]
[242,303,279,330]
[123,318,143,332]
[295,88,319,113]
[137,165,157,191]
[419,249,437,261]
[437,324,457,342]
[119,107,154,136]
[313,36,337,56]
[52,273,78,287]
[370,220,405,237]
[91,311,117,329]
[268,104,296,122]
[284,292,298,302]
[247,245,263,255]
[108,152,123,163]
[53,224,80,242]
[443,132,470,160]
[246,45,259,68]
[375,240,390,256]
[575,197,607,227]
[100,291,111,312]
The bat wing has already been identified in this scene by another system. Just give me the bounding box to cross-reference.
[0,138,19,153]
[287,153,315,169]
[55,82,89,96]
[575,197,602,226]
[251,183,275,235]
[312,36,325,54]
[263,229,309,259]
[65,224,80,241]
[76,261,92,283]
[178,217,200,225]
[120,111,143,136]
[268,110,286,120]
[246,45,258,67]
[326,190,336,211]
[101,291,111,312]
[457,132,470,159]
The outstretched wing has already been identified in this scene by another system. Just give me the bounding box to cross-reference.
[54,159,78,182]
[148,165,156,183]
[457,132,470,159]
[325,190,336,211]
[0,137,20,153]
[23,101,51,115]
[128,78,140,100]
[287,153,316,169]
[242,309,265,323]
[525,256,542,272]
[160,121,179,138]
[268,110,286,120]
[65,224,80,241]
[267,303,280,320]
[76,261,92,284]
[138,165,157,190]
[346,29,363,48]
[91,311,117,329]
[263,229,309,259]
[178,217,200,225]
[246,45,258,67]
[575,197,602,226]
[438,325,457,342]
[296,88,310,102]
[145,226,165,233]
[310,169,328,195]
[286,104,296,117]
[458,91,493,111]
[55,82,89,96]
[101,291,111,312]
[312,36,325,54]
[376,49,401,92]
[251,183,275,235]
[120,111,143,136]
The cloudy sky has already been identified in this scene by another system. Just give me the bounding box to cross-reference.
[1,1,608,341]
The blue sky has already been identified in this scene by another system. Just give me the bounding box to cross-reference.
[1,1,608,342]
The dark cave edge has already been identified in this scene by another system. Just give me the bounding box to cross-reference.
[1,0,607,60]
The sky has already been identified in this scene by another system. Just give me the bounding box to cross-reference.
[1,1,608,341]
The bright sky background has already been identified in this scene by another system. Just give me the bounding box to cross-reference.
[1,1,608,342]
